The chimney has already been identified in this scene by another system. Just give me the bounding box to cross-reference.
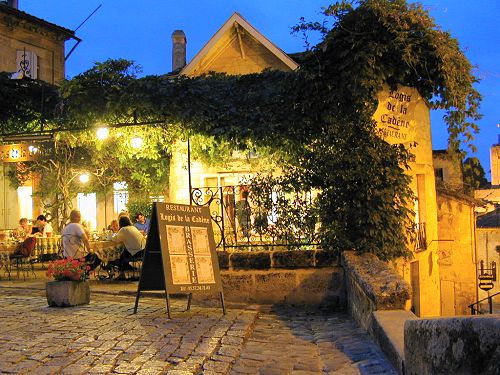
[172,30,187,72]
[7,0,19,9]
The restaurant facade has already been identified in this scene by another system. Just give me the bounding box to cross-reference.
[0,5,483,317]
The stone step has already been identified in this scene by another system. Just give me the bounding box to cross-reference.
[370,310,418,375]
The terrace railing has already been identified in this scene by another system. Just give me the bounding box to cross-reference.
[190,185,319,251]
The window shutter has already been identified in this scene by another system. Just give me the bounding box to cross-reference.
[16,50,38,79]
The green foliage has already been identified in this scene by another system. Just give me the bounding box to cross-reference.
[6,127,172,230]
[0,1,481,260]
[298,0,481,153]
[126,199,153,221]
[58,59,143,128]
[463,157,489,191]
[296,121,415,260]
[0,73,60,134]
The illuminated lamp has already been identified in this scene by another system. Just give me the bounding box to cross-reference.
[131,137,143,149]
[96,127,109,140]
[79,173,90,183]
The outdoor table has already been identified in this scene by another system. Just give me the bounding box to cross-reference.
[90,241,123,280]
[90,240,122,262]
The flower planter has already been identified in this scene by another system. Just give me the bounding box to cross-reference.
[46,280,90,307]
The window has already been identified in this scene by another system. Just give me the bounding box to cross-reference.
[415,174,427,251]
[434,168,444,183]
[16,50,38,79]
[17,186,32,220]
[113,182,128,216]
[77,193,97,231]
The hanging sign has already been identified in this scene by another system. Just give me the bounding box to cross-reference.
[134,202,225,318]
[0,142,52,163]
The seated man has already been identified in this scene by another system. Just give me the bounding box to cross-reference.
[133,212,149,235]
[61,209,100,270]
[112,216,146,277]
[35,215,53,238]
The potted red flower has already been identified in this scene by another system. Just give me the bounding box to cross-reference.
[45,257,91,307]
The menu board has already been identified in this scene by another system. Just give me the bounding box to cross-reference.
[134,202,223,315]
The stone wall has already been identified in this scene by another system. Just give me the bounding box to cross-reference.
[405,316,500,375]
[341,251,413,375]
[217,249,345,307]
[341,251,411,331]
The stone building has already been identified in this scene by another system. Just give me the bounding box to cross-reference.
[373,86,443,317]
[432,150,481,315]
[0,0,78,229]
[168,13,471,317]
[475,135,500,211]
[476,208,500,298]
[168,12,298,205]
[475,136,500,299]
[0,0,77,83]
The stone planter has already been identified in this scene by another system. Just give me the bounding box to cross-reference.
[46,280,90,307]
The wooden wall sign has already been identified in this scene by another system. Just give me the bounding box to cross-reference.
[0,142,52,163]
[373,85,424,145]
[134,202,225,318]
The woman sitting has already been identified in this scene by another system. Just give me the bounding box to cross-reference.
[112,216,145,277]
[108,219,120,233]
[16,218,32,239]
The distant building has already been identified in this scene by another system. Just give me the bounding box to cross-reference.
[475,135,500,212]
[476,208,500,298]
[475,136,500,300]
[0,0,78,83]
[0,0,78,228]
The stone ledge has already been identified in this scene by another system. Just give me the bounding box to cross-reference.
[405,315,500,375]
[341,251,410,310]
[230,252,271,269]
[217,249,339,270]
[272,250,314,268]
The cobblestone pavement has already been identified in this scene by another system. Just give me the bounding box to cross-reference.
[0,287,397,374]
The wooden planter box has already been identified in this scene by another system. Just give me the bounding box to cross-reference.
[46,280,90,307]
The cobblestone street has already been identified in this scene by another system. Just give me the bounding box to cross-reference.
[0,286,397,374]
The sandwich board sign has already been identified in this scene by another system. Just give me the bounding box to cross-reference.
[133,202,225,318]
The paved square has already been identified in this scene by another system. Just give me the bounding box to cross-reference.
[0,287,396,374]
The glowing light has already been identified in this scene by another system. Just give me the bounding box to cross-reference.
[28,145,39,153]
[131,137,143,149]
[96,127,109,140]
[79,173,90,183]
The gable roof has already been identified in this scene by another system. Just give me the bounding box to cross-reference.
[0,3,77,40]
[180,12,298,76]
[477,207,500,228]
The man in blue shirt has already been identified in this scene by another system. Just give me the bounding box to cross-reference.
[134,212,149,235]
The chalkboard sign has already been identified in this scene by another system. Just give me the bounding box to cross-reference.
[134,202,225,317]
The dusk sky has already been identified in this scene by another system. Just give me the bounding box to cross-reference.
[21,1,500,181]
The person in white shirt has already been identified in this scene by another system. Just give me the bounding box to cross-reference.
[61,209,100,269]
[112,216,145,276]
[36,215,53,237]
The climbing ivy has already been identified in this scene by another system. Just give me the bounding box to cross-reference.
[0,1,481,260]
